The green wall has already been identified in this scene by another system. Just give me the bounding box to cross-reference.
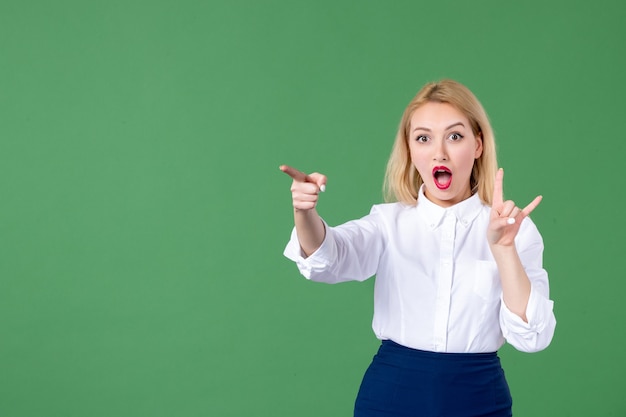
[1,0,624,415]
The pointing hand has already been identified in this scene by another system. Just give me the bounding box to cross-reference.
[280,165,327,211]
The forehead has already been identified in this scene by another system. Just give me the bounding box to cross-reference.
[409,102,470,130]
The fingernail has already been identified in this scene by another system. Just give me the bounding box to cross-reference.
[320,184,326,192]
[507,218,516,225]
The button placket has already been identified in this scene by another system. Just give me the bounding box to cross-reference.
[432,212,456,351]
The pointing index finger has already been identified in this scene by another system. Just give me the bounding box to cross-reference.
[279,165,309,182]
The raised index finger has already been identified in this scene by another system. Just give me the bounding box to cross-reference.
[492,168,504,207]
[279,165,310,182]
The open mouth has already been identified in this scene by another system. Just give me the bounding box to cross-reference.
[432,166,452,190]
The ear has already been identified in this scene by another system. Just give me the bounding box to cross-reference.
[474,133,483,159]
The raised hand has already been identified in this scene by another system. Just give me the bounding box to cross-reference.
[279,165,327,211]
[279,165,328,255]
[488,168,542,247]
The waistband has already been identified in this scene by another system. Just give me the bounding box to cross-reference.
[378,340,500,371]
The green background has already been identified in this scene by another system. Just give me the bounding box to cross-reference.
[1,0,624,416]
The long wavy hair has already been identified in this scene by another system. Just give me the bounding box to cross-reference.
[383,79,498,205]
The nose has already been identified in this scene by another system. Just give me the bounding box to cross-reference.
[433,139,448,161]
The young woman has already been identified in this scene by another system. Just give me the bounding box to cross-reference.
[280,79,556,417]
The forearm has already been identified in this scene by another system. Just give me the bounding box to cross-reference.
[490,244,531,322]
[294,208,326,257]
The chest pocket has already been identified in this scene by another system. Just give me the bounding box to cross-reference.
[473,260,502,302]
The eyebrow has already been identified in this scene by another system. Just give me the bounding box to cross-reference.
[412,122,466,133]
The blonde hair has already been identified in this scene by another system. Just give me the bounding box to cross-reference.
[383,79,498,205]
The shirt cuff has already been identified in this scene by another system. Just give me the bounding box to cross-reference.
[500,284,554,337]
[283,221,336,279]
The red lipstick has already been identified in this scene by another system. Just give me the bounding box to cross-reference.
[432,166,452,190]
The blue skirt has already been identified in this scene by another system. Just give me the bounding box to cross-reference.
[354,340,512,417]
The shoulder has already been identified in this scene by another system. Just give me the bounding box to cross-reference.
[370,201,414,216]
[520,215,543,238]
[515,215,545,253]
[360,202,416,231]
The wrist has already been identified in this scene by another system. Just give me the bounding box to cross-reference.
[488,242,517,257]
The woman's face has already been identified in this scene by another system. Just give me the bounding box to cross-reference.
[408,102,483,207]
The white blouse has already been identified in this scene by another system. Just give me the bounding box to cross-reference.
[284,188,556,354]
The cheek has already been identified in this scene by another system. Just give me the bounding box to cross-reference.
[409,149,427,169]
[410,155,432,181]
[459,149,478,172]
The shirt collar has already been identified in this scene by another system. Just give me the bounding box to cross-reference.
[416,185,484,229]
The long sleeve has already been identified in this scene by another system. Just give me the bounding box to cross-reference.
[499,218,556,352]
[282,195,556,354]
[283,209,385,284]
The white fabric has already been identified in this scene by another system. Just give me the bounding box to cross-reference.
[284,188,556,353]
